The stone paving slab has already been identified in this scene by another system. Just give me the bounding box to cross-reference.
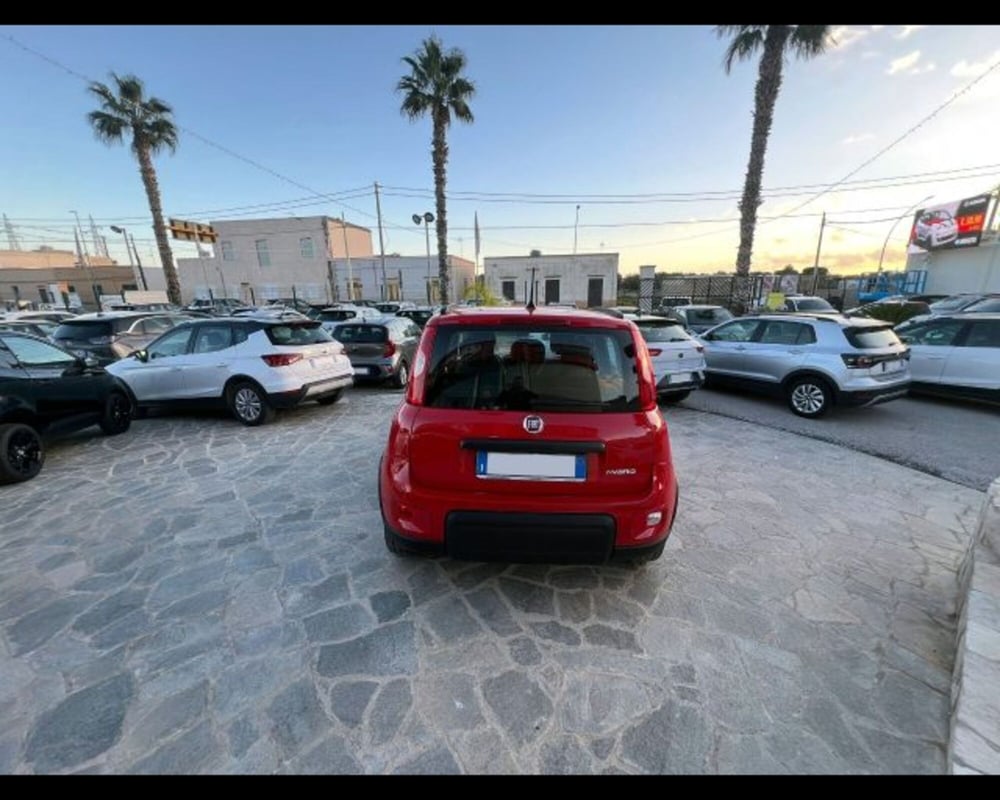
[0,393,983,774]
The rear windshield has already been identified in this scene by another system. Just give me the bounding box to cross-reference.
[844,326,902,349]
[402,311,433,325]
[687,308,732,323]
[53,320,114,339]
[319,309,357,322]
[424,325,641,412]
[793,298,834,311]
[333,325,387,343]
[636,323,691,343]
[264,321,331,346]
[929,296,974,312]
[963,298,1000,313]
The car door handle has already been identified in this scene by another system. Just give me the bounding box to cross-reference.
[734,345,747,351]
[926,355,946,360]
[786,349,803,354]
[170,367,184,372]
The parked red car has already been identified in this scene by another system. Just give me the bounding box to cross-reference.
[378,306,679,565]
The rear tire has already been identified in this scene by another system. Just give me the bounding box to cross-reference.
[660,391,690,405]
[227,381,275,426]
[99,391,133,435]
[0,423,44,484]
[392,360,409,389]
[316,389,343,406]
[786,376,832,418]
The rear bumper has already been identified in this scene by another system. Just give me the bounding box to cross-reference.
[837,382,910,408]
[267,374,354,408]
[656,370,704,395]
[350,358,397,381]
[379,457,678,563]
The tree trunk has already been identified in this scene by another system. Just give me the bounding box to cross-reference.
[136,142,181,306]
[733,25,789,314]
[432,110,450,305]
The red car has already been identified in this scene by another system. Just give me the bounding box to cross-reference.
[378,306,679,565]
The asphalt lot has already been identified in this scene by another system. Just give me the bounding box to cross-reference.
[0,387,984,774]
[678,388,1000,491]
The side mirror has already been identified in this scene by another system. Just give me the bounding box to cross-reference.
[133,349,149,363]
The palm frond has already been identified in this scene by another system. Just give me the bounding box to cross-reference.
[86,110,127,144]
[145,97,174,116]
[144,117,179,154]
[112,72,145,104]
[721,27,767,73]
[789,25,831,59]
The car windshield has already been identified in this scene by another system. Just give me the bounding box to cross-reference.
[843,326,902,349]
[53,320,114,339]
[636,323,691,343]
[930,296,976,312]
[264,321,331,345]
[963,298,1000,313]
[424,325,641,412]
[333,325,387,343]
[689,308,732,323]
[319,309,357,322]
[794,298,834,311]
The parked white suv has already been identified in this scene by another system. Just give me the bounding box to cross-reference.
[107,316,354,425]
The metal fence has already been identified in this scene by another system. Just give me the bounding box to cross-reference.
[618,273,850,312]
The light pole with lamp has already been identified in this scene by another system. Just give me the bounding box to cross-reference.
[413,212,435,304]
[109,225,149,291]
[878,195,933,274]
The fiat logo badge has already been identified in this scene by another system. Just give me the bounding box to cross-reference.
[523,415,544,434]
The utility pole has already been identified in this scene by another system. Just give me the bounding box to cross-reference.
[342,214,354,302]
[3,214,21,250]
[811,211,826,295]
[573,204,580,256]
[130,233,148,291]
[374,182,388,301]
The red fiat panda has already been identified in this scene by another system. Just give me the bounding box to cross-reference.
[378,306,678,565]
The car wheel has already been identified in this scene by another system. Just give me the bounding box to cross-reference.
[0,423,45,484]
[786,376,832,418]
[99,391,133,435]
[392,360,409,389]
[659,391,690,405]
[227,381,275,426]
[316,389,343,406]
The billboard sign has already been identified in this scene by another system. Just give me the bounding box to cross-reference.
[908,194,991,254]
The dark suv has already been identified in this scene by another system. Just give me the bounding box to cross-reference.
[51,312,190,364]
[0,332,133,484]
[331,317,422,387]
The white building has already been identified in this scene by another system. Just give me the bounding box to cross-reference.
[483,252,619,307]
[905,231,1000,295]
[326,254,475,305]
[176,215,374,304]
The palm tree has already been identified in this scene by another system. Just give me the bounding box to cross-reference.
[717,25,830,312]
[397,36,475,305]
[87,73,181,305]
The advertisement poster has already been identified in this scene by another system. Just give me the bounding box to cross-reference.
[908,194,992,254]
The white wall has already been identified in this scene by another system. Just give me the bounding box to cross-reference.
[327,255,475,304]
[484,253,619,307]
[906,235,1000,295]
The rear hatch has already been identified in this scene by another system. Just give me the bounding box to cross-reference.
[262,321,351,381]
[52,319,118,355]
[332,324,390,367]
[634,320,705,382]
[841,324,909,379]
[408,323,659,499]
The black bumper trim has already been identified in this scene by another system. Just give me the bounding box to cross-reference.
[445,511,616,564]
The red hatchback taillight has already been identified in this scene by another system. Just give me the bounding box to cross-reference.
[634,332,658,411]
[383,340,397,358]
[406,325,437,406]
[261,353,303,367]
[647,348,663,356]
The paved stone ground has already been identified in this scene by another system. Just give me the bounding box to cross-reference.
[0,389,984,774]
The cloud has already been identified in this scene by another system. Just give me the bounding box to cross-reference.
[842,132,875,145]
[894,25,926,40]
[886,50,934,76]
[861,50,881,60]
[826,26,870,50]
[950,49,1000,78]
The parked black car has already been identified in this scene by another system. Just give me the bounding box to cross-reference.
[330,317,422,387]
[51,311,195,364]
[396,307,438,328]
[0,333,133,484]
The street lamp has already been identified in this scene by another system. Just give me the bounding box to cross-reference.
[109,225,149,291]
[413,212,435,304]
[878,195,933,273]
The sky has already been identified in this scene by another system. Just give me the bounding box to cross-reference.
[2,24,1000,276]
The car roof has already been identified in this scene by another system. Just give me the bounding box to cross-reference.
[427,306,635,330]
[927,312,1000,321]
[751,312,889,328]
[63,311,155,320]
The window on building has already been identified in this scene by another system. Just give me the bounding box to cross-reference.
[501,280,516,301]
[350,279,363,301]
[386,279,401,301]
[221,241,235,261]
[300,237,315,259]
[544,278,560,305]
[255,239,271,268]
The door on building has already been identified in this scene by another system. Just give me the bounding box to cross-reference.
[544,278,560,305]
[386,279,401,301]
[501,280,516,302]
[427,278,440,305]
[587,277,603,308]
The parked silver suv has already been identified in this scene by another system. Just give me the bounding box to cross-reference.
[698,313,911,418]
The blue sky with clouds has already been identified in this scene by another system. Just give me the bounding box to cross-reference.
[2,24,1000,274]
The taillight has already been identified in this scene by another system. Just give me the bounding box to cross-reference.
[635,333,657,411]
[695,345,704,354]
[261,353,303,367]
[406,325,437,406]
[383,340,397,358]
[841,354,875,369]
[647,348,663,356]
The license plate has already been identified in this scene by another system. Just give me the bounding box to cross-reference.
[670,372,693,384]
[310,356,335,369]
[882,360,903,373]
[352,365,369,375]
[476,452,586,481]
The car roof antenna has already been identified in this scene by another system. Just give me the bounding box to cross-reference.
[526,266,537,312]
